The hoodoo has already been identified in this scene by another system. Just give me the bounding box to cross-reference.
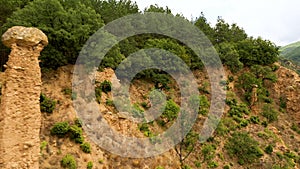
[0,26,48,169]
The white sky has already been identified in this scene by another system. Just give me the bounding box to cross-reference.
[134,0,300,46]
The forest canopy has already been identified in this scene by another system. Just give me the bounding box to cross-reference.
[0,0,279,71]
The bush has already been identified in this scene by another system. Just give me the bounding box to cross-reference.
[69,125,84,144]
[80,142,91,153]
[228,103,249,118]
[291,123,300,134]
[199,95,210,115]
[201,144,216,161]
[51,122,70,137]
[40,93,56,113]
[156,166,164,169]
[62,88,77,100]
[61,154,77,169]
[95,86,102,104]
[261,104,279,123]
[101,80,112,93]
[223,165,230,169]
[87,161,93,169]
[265,145,273,154]
[225,132,263,165]
[279,96,287,109]
[250,116,260,124]
[161,99,180,122]
[207,161,218,168]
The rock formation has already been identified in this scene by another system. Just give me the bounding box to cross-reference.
[0,26,48,169]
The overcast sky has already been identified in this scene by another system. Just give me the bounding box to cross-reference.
[134,0,300,46]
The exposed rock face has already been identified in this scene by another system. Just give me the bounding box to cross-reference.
[0,26,48,169]
[273,66,300,125]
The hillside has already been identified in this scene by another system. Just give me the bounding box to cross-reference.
[2,64,300,168]
[0,0,300,169]
[279,41,300,73]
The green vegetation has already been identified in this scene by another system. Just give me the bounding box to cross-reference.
[280,41,300,64]
[100,80,112,93]
[62,88,77,100]
[1,1,292,168]
[161,99,180,123]
[291,124,300,134]
[265,144,274,154]
[80,142,91,153]
[261,104,279,123]
[156,166,164,169]
[61,154,77,169]
[198,95,210,115]
[40,93,56,113]
[225,132,263,165]
[40,140,48,152]
[69,125,84,144]
[50,119,92,154]
[50,122,70,137]
[87,161,93,169]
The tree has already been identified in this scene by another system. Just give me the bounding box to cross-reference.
[194,12,214,42]
[4,0,104,69]
[250,65,277,82]
[213,17,247,44]
[92,0,139,24]
[144,4,172,14]
[237,37,279,66]
[216,42,243,72]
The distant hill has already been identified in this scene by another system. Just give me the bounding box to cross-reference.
[279,41,300,74]
[280,41,300,64]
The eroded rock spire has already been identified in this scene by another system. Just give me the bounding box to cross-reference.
[0,26,48,169]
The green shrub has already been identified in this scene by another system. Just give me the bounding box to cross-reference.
[291,123,300,134]
[261,104,279,123]
[69,125,84,144]
[40,93,56,113]
[62,88,77,100]
[62,88,72,95]
[239,119,249,127]
[225,132,263,165]
[195,161,201,168]
[208,161,218,168]
[228,103,249,118]
[141,102,148,108]
[50,122,70,137]
[61,154,77,169]
[216,121,229,136]
[261,121,268,127]
[105,99,114,106]
[223,165,230,169]
[228,76,234,82]
[40,141,48,152]
[279,96,287,109]
[101,80,112,93]
[250,116,260,124]
[156,166,164,169]
[87,161,93,169]
[265,145,273,154]
[161,99,179,122]
[95,86,102,104]
[132,103,144,118]
[182,165,192,169]
[80,142,91,153]
[98,159,104,164]
[199,95,210,115]
[202,144,216,161]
